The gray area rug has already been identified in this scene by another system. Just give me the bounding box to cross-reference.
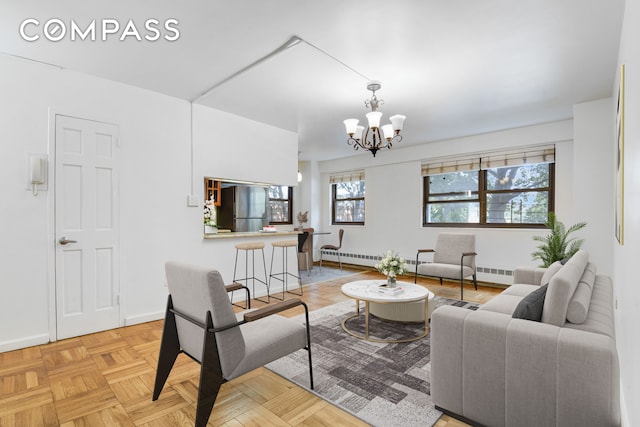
[300,265,366,285]
[266,297,479,427]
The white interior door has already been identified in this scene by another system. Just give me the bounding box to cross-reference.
[55,115,120,340]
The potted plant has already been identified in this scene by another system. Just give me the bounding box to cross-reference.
[531,212,587,267]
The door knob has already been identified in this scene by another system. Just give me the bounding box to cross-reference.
[58,237,78,245]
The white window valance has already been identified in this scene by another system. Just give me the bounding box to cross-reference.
[421,144,555,176]
[420,157,481,175]
[329,170,365,184]
[480,145,555,169]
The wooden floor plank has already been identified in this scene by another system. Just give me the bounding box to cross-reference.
[262,387,330,425]
[0,265,500,426]
[54,387,120,424]
[0,387,54,417]
[58,404,135,427]
[0,401,58,427]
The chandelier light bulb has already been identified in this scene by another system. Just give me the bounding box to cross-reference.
[382,124,394,141]
[389,114,406,132]
[354,125,365,141]
[343,119,359,136]
[366,111,383,129]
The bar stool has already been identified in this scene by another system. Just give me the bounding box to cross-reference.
[269,240,303,300]
[233,241,269,304]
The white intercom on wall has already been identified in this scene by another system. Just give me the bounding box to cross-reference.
[27,153,48,196]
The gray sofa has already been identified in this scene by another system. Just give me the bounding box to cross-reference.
[431,250,620,427]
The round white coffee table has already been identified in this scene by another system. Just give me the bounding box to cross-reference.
[341,280,434,343]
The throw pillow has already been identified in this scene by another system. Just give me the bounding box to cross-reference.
[540,261,563,286]
[512,284,548,322]
[566,262,596,324]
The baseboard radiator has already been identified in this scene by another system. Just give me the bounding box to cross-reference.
[319,249,514,283]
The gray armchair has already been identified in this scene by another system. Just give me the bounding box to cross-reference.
[153,261,313,427]
[414,233,477,300]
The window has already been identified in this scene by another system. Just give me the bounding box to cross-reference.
[269,186,293,224]
[484,163,552,224]
[426,170,480,224]
[423,146,555,227]
[330,171,365,225]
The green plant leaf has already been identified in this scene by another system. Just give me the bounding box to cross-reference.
[531,212,587,267]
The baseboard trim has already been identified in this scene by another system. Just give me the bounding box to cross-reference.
[124,311,165,326]
[0,333,50,353]
[435,406,486,427]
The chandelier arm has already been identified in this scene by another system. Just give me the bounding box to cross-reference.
[386,134,403,150]
[361,126,371,150]
[346,137,361,150]
[374,128,390,150]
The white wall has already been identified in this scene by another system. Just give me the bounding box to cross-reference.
[0,55,298,351]
[614,0,640,424]
[193,104,297,186]
[316,120,596,284]
[572,99,615,276]
[294,160,324,260]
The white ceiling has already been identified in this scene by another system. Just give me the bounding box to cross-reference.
[0,0,625,161]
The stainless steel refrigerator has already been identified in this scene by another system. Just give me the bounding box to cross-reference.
[217,186,269,232]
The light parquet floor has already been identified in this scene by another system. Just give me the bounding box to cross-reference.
[0,264,502,426]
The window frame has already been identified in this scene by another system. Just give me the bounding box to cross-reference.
[331,180,365,226]
[423,162,555,228]
[268,185,293,225]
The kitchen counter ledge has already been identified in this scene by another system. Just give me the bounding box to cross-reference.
[203,230,299,240]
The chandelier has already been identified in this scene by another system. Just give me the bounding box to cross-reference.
[343,81,406,157]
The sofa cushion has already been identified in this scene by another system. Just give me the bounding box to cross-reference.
[417,263,474,280]
[540,260,563,285]
[566,262,596,324]
[541,250,589,327]
[479,294,524,315]
[502,284,541,298]
[512,284,548,321]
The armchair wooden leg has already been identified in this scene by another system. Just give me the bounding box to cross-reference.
[473,273,478,290]
[460,263,464,301]
[195,312,225,427]
[153,296,181,401]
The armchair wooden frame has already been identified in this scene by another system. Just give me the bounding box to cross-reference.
[153,291,313,427]
[414,249,478,300]
[226,282,251,310]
